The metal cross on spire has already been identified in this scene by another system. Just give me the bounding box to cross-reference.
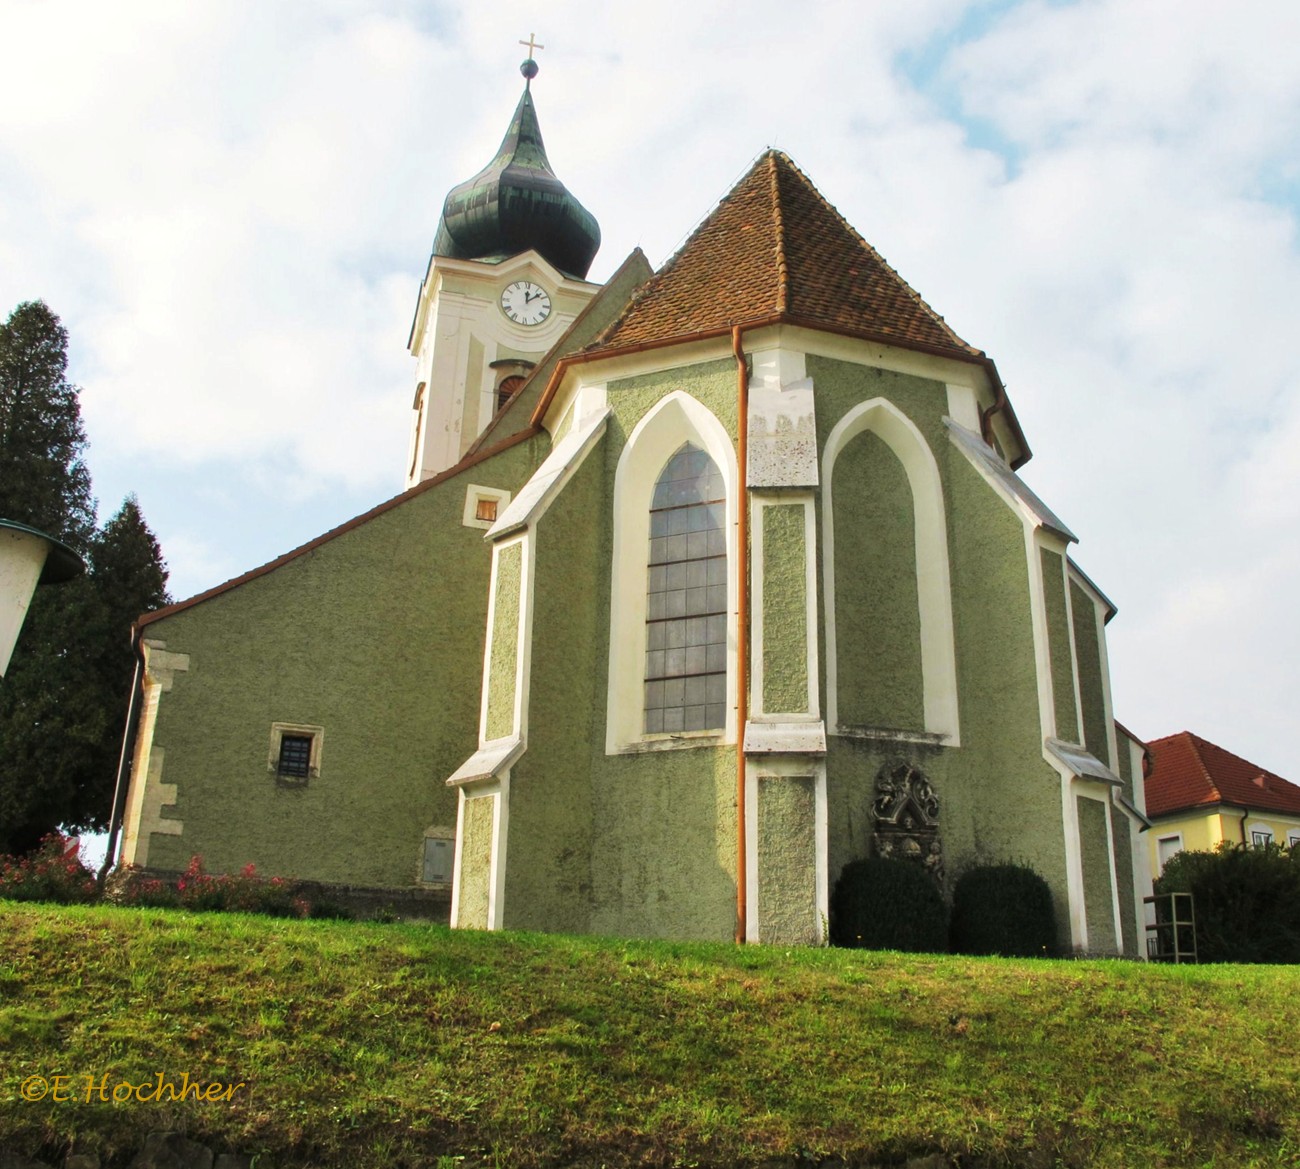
[519,33,544,58]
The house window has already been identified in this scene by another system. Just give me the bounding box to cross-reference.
[268,723,324,783]
[462,484,512,530]
[277,735,312,778]
[1251,828,1274,848]
[1157,834,1182,871]
[496,375,526,412]
[1288,832,1300,850]
[644,442,727,734]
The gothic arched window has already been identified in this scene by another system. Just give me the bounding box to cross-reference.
[644,442,727,733]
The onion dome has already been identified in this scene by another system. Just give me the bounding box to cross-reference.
[432,59,601,279]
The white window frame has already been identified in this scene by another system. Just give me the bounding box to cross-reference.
[821,397,959,742]
[606,391,738,753]
[462,484,513,530]
[1156,833,1183,871]
[1248,824,1275,849]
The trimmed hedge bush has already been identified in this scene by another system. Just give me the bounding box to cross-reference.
[949,863,1057,957]
[829,857,948,953]
[1156,842,1300,963]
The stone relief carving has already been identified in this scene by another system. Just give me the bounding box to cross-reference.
[872,760,943,885]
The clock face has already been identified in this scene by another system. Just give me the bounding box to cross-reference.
[500,280,552,326]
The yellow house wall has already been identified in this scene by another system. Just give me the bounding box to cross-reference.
[1149,808,1300,881]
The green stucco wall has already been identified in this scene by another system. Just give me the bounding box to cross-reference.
[501,450,603,935]
[761,504,809,714]
[808,354,1071,950]
[140,435,546,887]
[485,542,522,741]
[590,358,739,941]
[1070,582,1109,766]
[1077,795,1118,953]
[457,794,494,929]
[1112,733,1141,957]
[831,430,924,732]
[1041,548,1079,743]
[757,775,818,944]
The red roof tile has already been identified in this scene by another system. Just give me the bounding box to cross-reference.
[1146,731,1300,817]
[585,150,982,361]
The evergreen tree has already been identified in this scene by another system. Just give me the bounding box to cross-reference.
[0,300,95,548]
[0,302,169,853]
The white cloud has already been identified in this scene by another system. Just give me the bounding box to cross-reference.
[1,0,1297,778]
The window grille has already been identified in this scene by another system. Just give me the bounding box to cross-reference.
[277,734,313,778]
[644,442,727,733]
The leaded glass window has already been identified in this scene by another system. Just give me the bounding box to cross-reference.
[644,442,727,733]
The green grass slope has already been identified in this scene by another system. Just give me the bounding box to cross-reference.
[1,903,1297,1168]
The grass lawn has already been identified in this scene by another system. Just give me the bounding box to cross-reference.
[1,901,1297,1167]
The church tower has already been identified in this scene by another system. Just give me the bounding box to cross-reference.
[405,51,603,486]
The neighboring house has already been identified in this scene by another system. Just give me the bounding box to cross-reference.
[115,60,1150,954]
[1145,731,1300,878]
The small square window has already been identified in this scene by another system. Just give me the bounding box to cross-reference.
[268,723,324,783]
[462,484,511,530]
[1251,829,1274,849]
[277,735,312,778]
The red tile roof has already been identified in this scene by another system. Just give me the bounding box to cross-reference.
[584,150,982,361]
[1146,731,1300,817]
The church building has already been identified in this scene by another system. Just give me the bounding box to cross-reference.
[116,57,1152,954]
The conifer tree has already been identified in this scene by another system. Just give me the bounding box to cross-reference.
[0,303,169,853]
[0,300,95,548]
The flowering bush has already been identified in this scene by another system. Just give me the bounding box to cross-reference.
[116,856,322,919]
[0,834,98,904]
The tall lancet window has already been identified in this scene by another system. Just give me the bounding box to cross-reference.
[644,443,728,733]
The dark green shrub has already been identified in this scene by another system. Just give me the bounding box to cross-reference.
[1156,842,1300,963]
[829,857,948,953]
[949,863,1057,957]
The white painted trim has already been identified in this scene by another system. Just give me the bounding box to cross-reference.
[1057,770,1126,954]
[1246,821,1276,847]
[743,759,828,944]
[487,408,609,539]
[606,392,739,753]
[822,398,959,742]
[750,494,819,720]
[488,774,511,931]
[542,323,994,438]
[449,778,510,932]
[1026,529,1057,745]
[1059,556,1086,747]
[944,383,981,434]
[449,788,465,929]
[462,484,513,530]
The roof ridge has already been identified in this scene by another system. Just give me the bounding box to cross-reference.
[772,150,978,356]
[768,151,789,315]
[583,151,775,352]
[1183,732,1223,802]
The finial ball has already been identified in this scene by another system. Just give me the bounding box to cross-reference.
[520,58,539,80]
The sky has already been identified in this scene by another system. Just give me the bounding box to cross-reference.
[1,0,1297,782]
